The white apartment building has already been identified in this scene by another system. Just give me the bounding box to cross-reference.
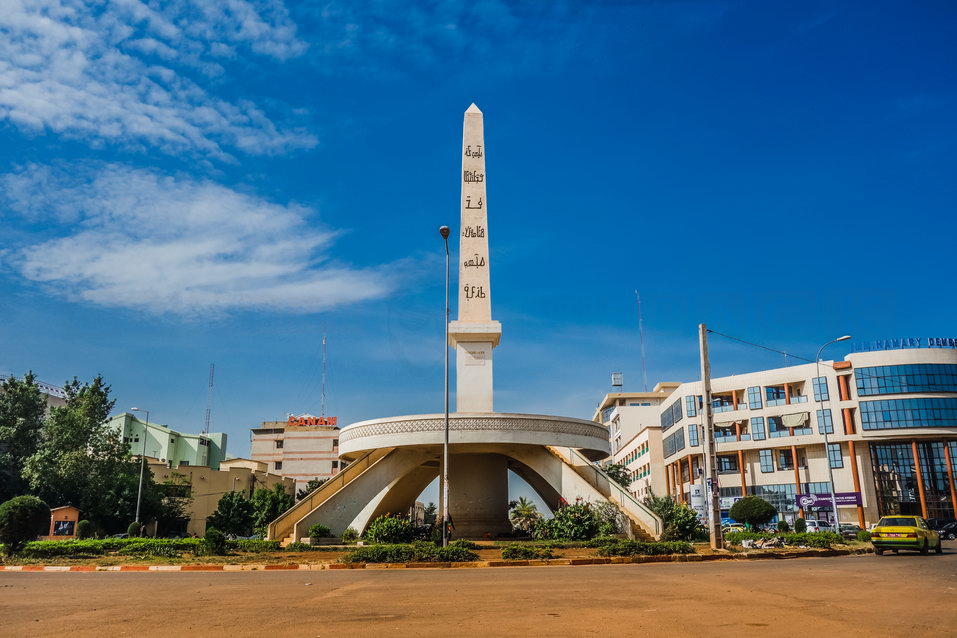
[250,414,341,494]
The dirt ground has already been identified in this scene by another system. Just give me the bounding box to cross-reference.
[2,543,956,637]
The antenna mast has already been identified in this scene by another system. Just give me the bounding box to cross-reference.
[320,334,327,418]
[203,363,215,434]
[636,290,649,392]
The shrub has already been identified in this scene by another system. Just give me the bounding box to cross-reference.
[227,539,281,552]
[308,523,331,541]
[127,521,141,537]
[202,527,227,555]
[856,530,872,543]
[19,540,106,558]
[341,527,359,543]
[583,535,619,548]
[449,539,480,550]
[434,545,480,562]
[533,503,600,541]
[642,492,704,542]
[76,520,94,540]
[119,542,181,558]
[501,544,555,560]
[0,495,50,555]
[794,518,807,533]
[342,541,477,564]
[728,496,777,530]
[365,515,414,544]
[776,520,790,533]
[596,540,694,557]
[285,541,312,552]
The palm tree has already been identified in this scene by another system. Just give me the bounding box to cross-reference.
[509,497,541,534]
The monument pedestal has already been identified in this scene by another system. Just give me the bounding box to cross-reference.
[448,453,510,538]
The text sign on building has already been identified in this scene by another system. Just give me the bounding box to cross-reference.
[796,492,862,508]
[852,337,957,353]
[287,415,337,427]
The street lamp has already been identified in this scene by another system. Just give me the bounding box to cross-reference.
[815,335,851,530]
[439,225,451,547]
[130,407,150,526]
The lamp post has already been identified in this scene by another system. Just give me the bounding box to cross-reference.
[439,225,451,547]
[815,335,851,529]
[130,407,150,526]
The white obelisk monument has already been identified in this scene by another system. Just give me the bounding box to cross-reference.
[449,103,502,413]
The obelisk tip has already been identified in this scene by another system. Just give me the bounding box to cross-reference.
[466,103,482,114]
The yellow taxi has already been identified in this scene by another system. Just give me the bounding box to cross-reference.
[870,515,942,555]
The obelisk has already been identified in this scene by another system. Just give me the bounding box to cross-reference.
[449,104,501,413]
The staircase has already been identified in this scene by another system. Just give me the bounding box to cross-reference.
[547,446,662,541]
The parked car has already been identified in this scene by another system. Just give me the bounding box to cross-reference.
[722,524,746,534]
[926,518,957,534]
[870,515,942,555]
[111,533,129,539]
[839,523,863,540]
[803,520,833,532]
[936,521,957,541]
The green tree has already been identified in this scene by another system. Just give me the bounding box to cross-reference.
[729,496,777,530]
[603,463,633,488]
[423,502,437,525]
[643,491,704,541]
[0,373,48,502]
[251,483,293,537]
[207,491,255,536]
[794,517,807,533]
[296,477,328,501]
[508,497,542,534]
[0,495,50,555]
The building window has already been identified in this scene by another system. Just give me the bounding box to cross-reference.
[747,386,763,410]
[180,460,189,466]
[332,460,339,469]
[687,424,699,447]
[759,449,774,473]
[860,398,957,430]
[768,416,789,438]
[276,440,284,449]
[751,417,766,441]
[716,455,738,474]
[812,376,830,402]
[685,395,698,417]
[601,406,615,423]
[333,439,339,449]
[274,461,283,471]
[766,386,787,407]
[660,399,683,431]
[816,409,833,434]
[776,449,807,471]
[827,443,843,469]
[855,363,957,396]
[664,428,686,457]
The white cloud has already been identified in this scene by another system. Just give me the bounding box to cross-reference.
[2,163,401,316]
[0,0,314,158]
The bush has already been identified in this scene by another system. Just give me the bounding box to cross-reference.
[0,495,50,555]
[642,492,704,541]
[308,523,331,540]
[202,527,227,555]
[856,530,872,543]
[127,521,141,537]
[501,544,555,560]
[449,539,480,550]
[118,541,182,558]
[776,520,790,533]
[341,527,359,543]
[728,496,777,529]
[794,518,807,533]
[342,541,477,564]
[583,535,620,548]
[227,539,281,552]
[533,503,600,541]
[596,540,695,557]
[723,531,843,548]
[19,540,106,558]
[17,538,206,558]
[364,515,414,544]
[76,520,94,540]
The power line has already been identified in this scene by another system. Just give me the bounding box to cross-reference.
[706,329,819,365]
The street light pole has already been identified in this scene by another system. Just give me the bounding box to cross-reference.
[439,225,451,547]
[816,335,851,529]
[131,407,150,527]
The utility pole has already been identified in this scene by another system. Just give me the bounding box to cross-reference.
[699,324,724,550]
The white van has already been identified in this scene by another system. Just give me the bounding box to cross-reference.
[803,520,832,532]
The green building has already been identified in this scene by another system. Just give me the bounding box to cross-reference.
[108,413,227,470]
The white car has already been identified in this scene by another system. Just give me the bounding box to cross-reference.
[803,519,832,532]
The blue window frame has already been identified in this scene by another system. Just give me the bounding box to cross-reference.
[688,424,699,447]
[664,428,686,457]
[660,399,683,431]
[751,416,766,440]
[816,409,833,434]
[759,449,774,473]
[768,416,789,438]
[812,376,830,402]
[860,398,957,430]
[827,443,843,469]
[748,386,763,410]
[855,364,957,396]
[685,395,698,418]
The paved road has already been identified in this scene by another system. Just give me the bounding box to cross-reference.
[2,549,956,637]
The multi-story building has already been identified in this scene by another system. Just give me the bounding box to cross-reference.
[598,345,957,528]
[107,412,227,470]
[0,373,67,408]
[250,414,341,493]
[593,385,677,501]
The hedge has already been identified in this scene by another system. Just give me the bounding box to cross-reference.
[501,544,556,560]
[724,531,844,548]
[342,541,478,564]
[595,540,695,557]
[227,539,281,552]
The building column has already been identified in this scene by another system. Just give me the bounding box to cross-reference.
[842,408,855,435]
[737,449,747,497]
[847,440,866,528]
[732,390,739,409]
[912,440,928,519]
[734,420,741,442]
[666,463,672,497]
[784,383,791,405]
[943,443,957,519]
[686,456,694,496]
[792,445,803,518]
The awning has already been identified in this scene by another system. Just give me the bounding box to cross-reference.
[782,412,809,428]
[714,420,738,429]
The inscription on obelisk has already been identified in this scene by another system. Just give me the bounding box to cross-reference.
[449,103,502,413]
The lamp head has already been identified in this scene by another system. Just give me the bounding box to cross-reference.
[439,226,450,239]
[131,407,140,411]
[836,335,852,342]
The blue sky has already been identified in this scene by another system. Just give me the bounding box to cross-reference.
[1,1,955,468]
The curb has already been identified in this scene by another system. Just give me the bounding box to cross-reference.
[0,548,872,573]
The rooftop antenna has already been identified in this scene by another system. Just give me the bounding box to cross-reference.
[203,363,215,434]
[320,334,328,418]
[636,290,649,392]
